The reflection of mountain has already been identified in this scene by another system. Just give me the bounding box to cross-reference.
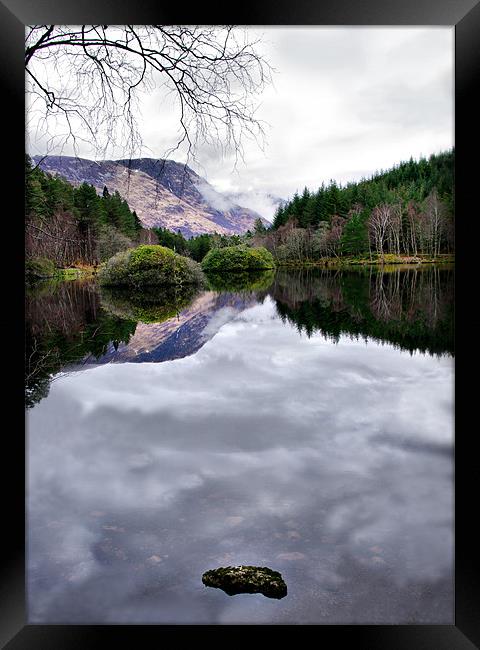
[91,291,258,364]
[25,279,259,406]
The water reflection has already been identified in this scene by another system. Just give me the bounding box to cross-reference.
[205,269,275,292]
[27,268,453,624]
[26,266,453,624]
[270,266,454,356]
[25,280,137,408]
[100,285,200,323]
[26,266,454,407]
[96,287,260,366]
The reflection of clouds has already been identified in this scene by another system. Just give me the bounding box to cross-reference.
[201,306,238,338]
[27,296,453,623]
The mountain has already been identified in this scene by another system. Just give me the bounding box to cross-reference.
[33,155,267,237]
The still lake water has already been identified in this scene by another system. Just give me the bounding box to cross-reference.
[26,266,454,624]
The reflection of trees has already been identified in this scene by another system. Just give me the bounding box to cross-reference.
[26,279,100,337]
[25,280,137,408]
[370,266,451,329]
[371,270,402,322]
[270,269,343,309]
[416,266,446,328]
[26,267,454,407]
[270,266,454,356]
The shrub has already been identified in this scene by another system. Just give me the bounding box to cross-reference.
[25,257,56,280]
[201,245,275,272]
[98,245,205,288]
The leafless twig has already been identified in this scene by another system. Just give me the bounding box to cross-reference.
[26,25,273,166]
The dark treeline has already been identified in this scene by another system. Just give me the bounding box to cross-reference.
[269,266,454,357]
[263,150,454,261]
[25,155,158,267]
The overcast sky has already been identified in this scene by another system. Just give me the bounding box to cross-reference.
[27,27,453,218]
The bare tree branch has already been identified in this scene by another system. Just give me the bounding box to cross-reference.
[25,25,273,165]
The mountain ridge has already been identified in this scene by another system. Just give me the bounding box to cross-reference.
[33,155,270,237]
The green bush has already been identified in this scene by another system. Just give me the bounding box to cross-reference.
[98,245,205,288]
[25,257,56,280]
[201,245,275,272]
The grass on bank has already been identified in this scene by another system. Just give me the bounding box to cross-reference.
[275,253,455,268]
[26,257,98,282]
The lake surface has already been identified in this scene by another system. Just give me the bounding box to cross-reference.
[26,266,454,624]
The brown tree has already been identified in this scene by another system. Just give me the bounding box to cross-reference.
[324,215,346,257]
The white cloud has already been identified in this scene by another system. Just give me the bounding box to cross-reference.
[223,190,283,222]
[194,180,233,211]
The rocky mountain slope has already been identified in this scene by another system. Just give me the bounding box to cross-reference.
[33,155,268,237]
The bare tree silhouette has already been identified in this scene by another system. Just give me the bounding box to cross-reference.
[26,25,273,163]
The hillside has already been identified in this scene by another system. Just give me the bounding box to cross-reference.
[272,150,454,230]
[33,155,267,237]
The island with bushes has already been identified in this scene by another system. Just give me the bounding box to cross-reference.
[98,244,205,288]
[201,245,275,272]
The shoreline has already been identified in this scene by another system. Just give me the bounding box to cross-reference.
[26,256,455,286]
[275,254,455,269]
[26,265,98,284]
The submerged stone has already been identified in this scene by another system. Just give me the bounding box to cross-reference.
[202,565,287,599]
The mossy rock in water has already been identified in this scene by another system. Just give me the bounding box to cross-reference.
[25,257,56,280]
[98,245,205,288]
[202,565,287,599]
[201,245,275,273]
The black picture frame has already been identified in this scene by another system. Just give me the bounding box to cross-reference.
[2,0,478,646]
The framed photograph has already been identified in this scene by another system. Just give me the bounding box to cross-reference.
[1,0,478,646]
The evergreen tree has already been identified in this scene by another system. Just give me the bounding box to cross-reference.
[341,211,369,255]
[25,155,48,221]
[254,217,266,234]
[132,211,142,236]
[270,149,454,257]
[272,204,288,229]
[74,183,104,229]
